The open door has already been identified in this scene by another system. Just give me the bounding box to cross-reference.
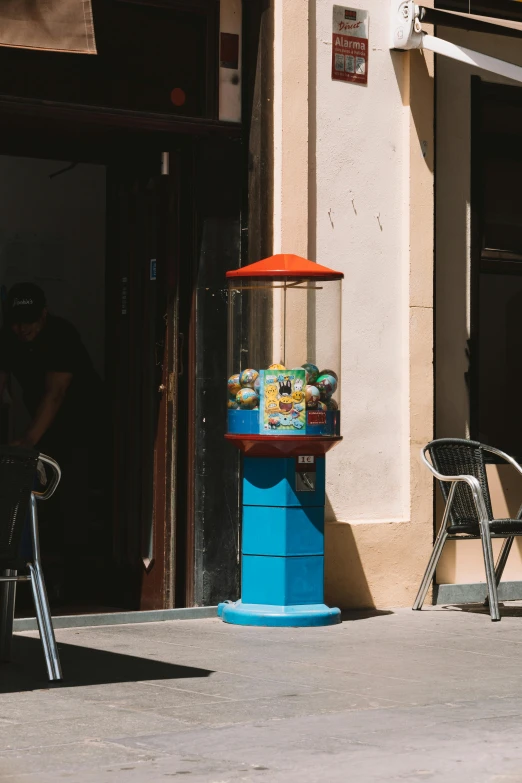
[107,149,180,611]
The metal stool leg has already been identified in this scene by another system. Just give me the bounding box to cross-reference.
[0,569,16,662]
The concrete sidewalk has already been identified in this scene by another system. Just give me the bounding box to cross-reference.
[2,605,522,781]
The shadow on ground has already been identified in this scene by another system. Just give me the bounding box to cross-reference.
[341,609,394,622]
[440,603,522,618]
[0,635,213,694]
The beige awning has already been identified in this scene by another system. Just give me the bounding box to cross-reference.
[0,0,96,54]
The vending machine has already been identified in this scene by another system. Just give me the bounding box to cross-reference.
[218,254,343,626]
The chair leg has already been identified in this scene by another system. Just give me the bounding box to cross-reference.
[413,528,448,610]
[27,493,62,681]
[480,525,501,622]
[29,564,62,681]
[484,536,514,606]
[495,536,514,585]
[413,483,458,611]
[0,570,16,663]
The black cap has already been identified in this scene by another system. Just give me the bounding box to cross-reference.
[5,283,46,325]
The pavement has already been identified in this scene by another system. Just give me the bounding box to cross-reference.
[3,605,522,781]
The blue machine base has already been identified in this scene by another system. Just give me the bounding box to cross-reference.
[217,601,341,627]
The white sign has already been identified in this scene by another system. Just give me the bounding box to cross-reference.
[332,6,369,85]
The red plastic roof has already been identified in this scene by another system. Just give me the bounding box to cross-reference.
[226,254,344,280]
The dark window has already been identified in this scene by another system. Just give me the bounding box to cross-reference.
[0,0,218,119]
[435,1,522,23]
[471,82,522,455]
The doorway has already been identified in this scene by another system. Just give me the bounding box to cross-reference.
[435,61,522,587]
[0,136,181,616]
[469,81,522,457]
[0,0,246,617]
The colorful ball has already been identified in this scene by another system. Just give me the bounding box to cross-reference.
[320,369,339,381]
[228,373,241,397]
[236,388,259,409]
[269,363,286,371]
[316,373,338,400]
[254,375,262,394]
[227,397,239,410]
[327,398,339,411]
[317,401,328,412]
[240,368,259,388]
[305,385,320,409]
[301,363,319,384]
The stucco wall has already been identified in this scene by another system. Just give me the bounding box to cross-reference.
[273,0,435,608]
[436,25,522,585]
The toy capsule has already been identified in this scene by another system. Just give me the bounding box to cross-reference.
[240,368,259,389]
[301,362,319,384]
[320,369,339,382]
[236,388,259,409]
[316,373,338,401]
[305,385,321,409]
[227,373,241,397]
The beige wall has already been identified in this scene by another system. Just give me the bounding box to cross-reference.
[436,26,522,585]
[273,0,435,608]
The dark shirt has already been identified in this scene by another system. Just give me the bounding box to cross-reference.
[0,315,103,443]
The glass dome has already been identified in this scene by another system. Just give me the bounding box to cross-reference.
[225,255,343,455]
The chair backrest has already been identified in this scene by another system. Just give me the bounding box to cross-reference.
[0,446,38,564]
[426,438,494,525]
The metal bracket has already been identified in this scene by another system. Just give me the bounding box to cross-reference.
[390,1,423,51]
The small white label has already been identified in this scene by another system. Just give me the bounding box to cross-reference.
[298,455,315,464]
[150,259,157,280]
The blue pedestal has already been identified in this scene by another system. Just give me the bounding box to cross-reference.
[219,456,341,627]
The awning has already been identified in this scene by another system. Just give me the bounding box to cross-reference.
[391,1,522,84]
[0,0,96,55]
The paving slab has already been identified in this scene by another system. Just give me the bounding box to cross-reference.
[3,607,522,781]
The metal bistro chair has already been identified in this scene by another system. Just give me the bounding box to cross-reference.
[415,438,522,622]
[0,446,62,680]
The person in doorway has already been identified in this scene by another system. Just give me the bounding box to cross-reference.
[0,282,103,451]
[0,282,108,602]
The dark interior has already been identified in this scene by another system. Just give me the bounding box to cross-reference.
[0,1,216,118]
[0,0,244,617]
[473,83,522,457]
[0,135,172,616]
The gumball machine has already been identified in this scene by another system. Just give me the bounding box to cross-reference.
[218,254,343,626]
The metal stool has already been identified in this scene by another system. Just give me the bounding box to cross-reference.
[0,448,62,681]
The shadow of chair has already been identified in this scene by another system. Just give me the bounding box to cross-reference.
[0,634,214,693]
